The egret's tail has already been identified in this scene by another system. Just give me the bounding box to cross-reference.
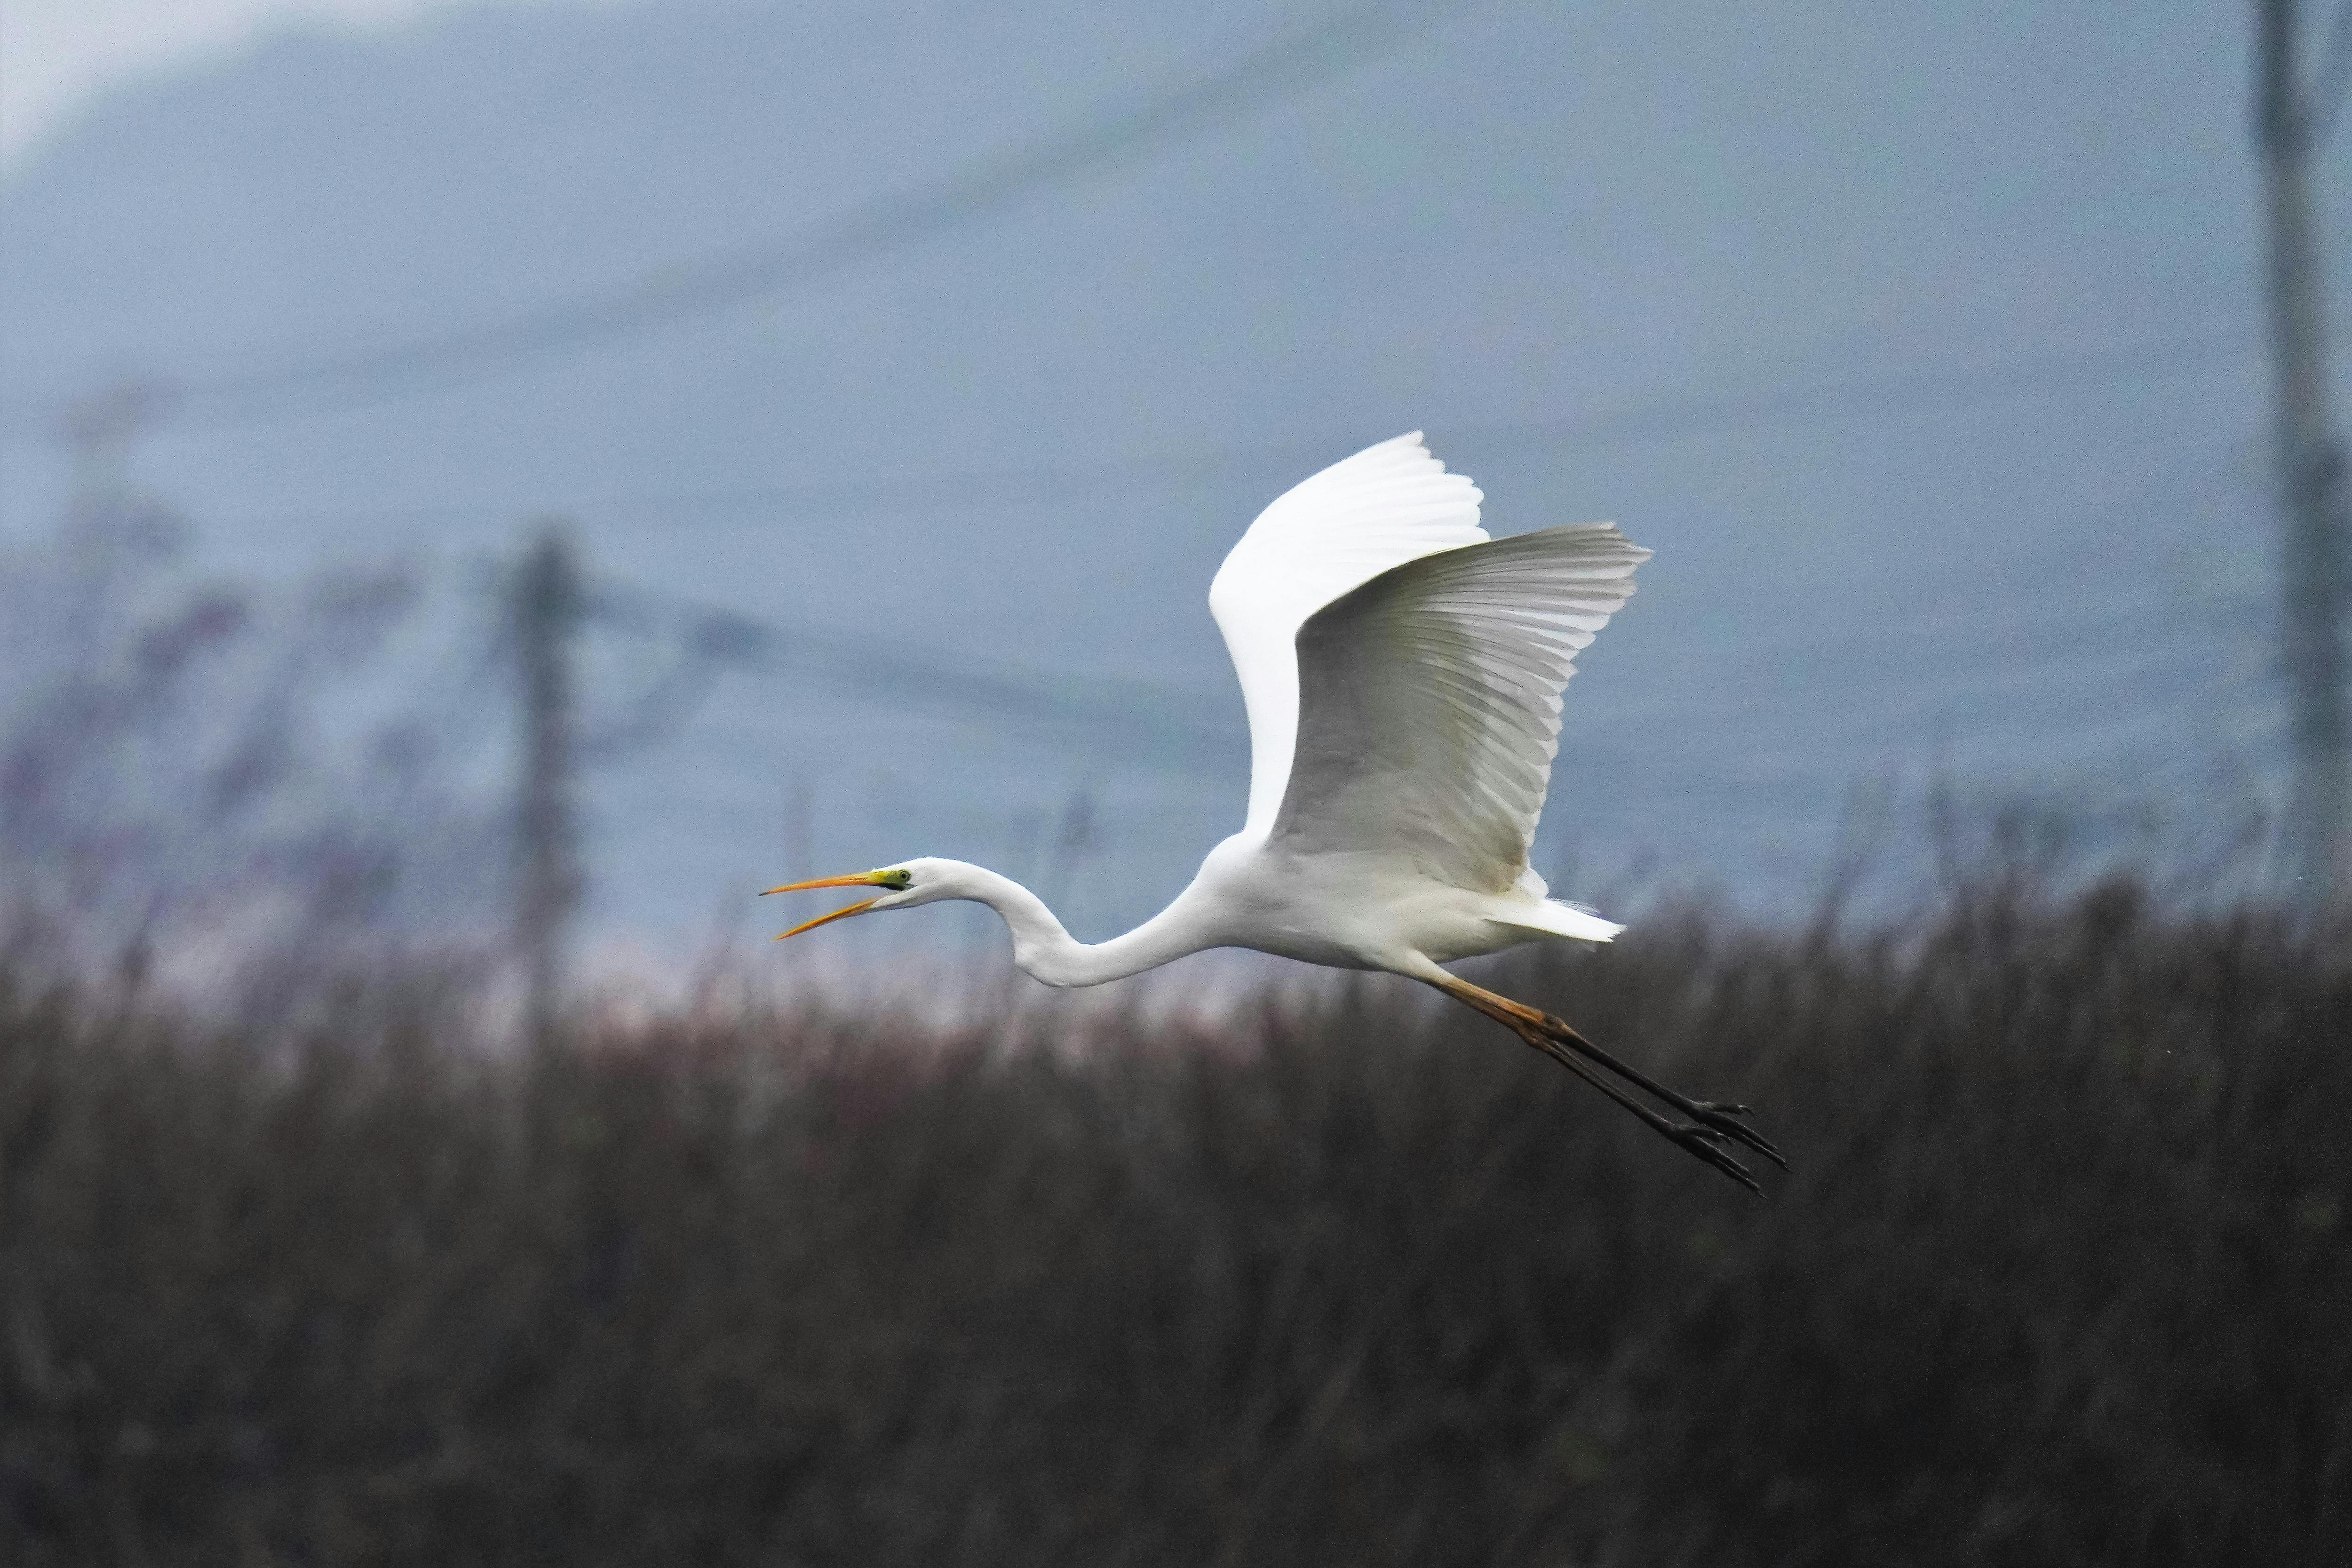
[1499,899,1624,944]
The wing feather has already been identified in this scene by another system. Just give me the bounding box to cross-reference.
[1271,523,1649,893]
[1210,433,1486,836]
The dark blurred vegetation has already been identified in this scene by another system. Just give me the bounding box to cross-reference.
[0,876,2345,1567]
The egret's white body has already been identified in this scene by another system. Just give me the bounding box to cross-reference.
[767,434,1780,1188]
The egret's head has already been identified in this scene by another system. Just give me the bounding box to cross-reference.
[760,857,964,941]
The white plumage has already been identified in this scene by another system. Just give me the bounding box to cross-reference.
[1209,430,1491,838]
[764,434,1782,1190]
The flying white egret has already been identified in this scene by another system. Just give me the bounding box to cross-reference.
[764,433,1781,1190]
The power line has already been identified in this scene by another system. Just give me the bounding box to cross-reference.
[106,0,1477,431]
[565,475,2266,800]
[580,574,1240,772]
[147,320,2267,542]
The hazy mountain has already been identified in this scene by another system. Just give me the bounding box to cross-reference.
[1,0,2335,958]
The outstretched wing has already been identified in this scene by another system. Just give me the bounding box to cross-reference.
[1210,433,1487,836]
[1271,523,1648,893]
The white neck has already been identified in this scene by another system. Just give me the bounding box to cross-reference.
[948,863,1214,987]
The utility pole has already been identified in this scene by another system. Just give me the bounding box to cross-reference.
[515,523,583,1050]
[2255,0,2352,905]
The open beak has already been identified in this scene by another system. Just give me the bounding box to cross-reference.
[760,870,895,942]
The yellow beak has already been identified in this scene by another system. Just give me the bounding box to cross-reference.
[760,870,896,942]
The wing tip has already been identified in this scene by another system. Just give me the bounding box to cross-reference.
[1353,429,1438,474]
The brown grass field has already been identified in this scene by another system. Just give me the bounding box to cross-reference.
[0,877,2345,1565]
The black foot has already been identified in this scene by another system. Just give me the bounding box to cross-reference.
[1534,1013,1789,1176]
[1513,1025,1773,1196]
[1668,1122,1762,1195]
[1688,1101,1787,1170]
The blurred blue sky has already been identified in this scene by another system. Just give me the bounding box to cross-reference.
[2,0,2345,963]
[0,0,499,165]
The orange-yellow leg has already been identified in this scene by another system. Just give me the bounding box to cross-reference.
[1421,971,1785,1194]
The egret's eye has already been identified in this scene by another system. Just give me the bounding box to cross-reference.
[883,869,914,889]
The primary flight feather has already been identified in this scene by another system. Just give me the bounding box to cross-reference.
[765,433,1781,1190]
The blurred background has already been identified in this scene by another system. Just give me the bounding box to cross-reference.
[1,4,2348,1564]
[5,0,2340,989]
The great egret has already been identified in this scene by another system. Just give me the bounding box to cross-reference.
[765,433,1781,1191]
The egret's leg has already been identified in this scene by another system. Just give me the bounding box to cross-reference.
[1507,1010,1765,1195]
[1432,974,1783,1166]
[1421,972,1783,1190]
[1526,1010,1784,1171]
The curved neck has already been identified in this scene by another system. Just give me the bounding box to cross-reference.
[954,865,1211,987]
